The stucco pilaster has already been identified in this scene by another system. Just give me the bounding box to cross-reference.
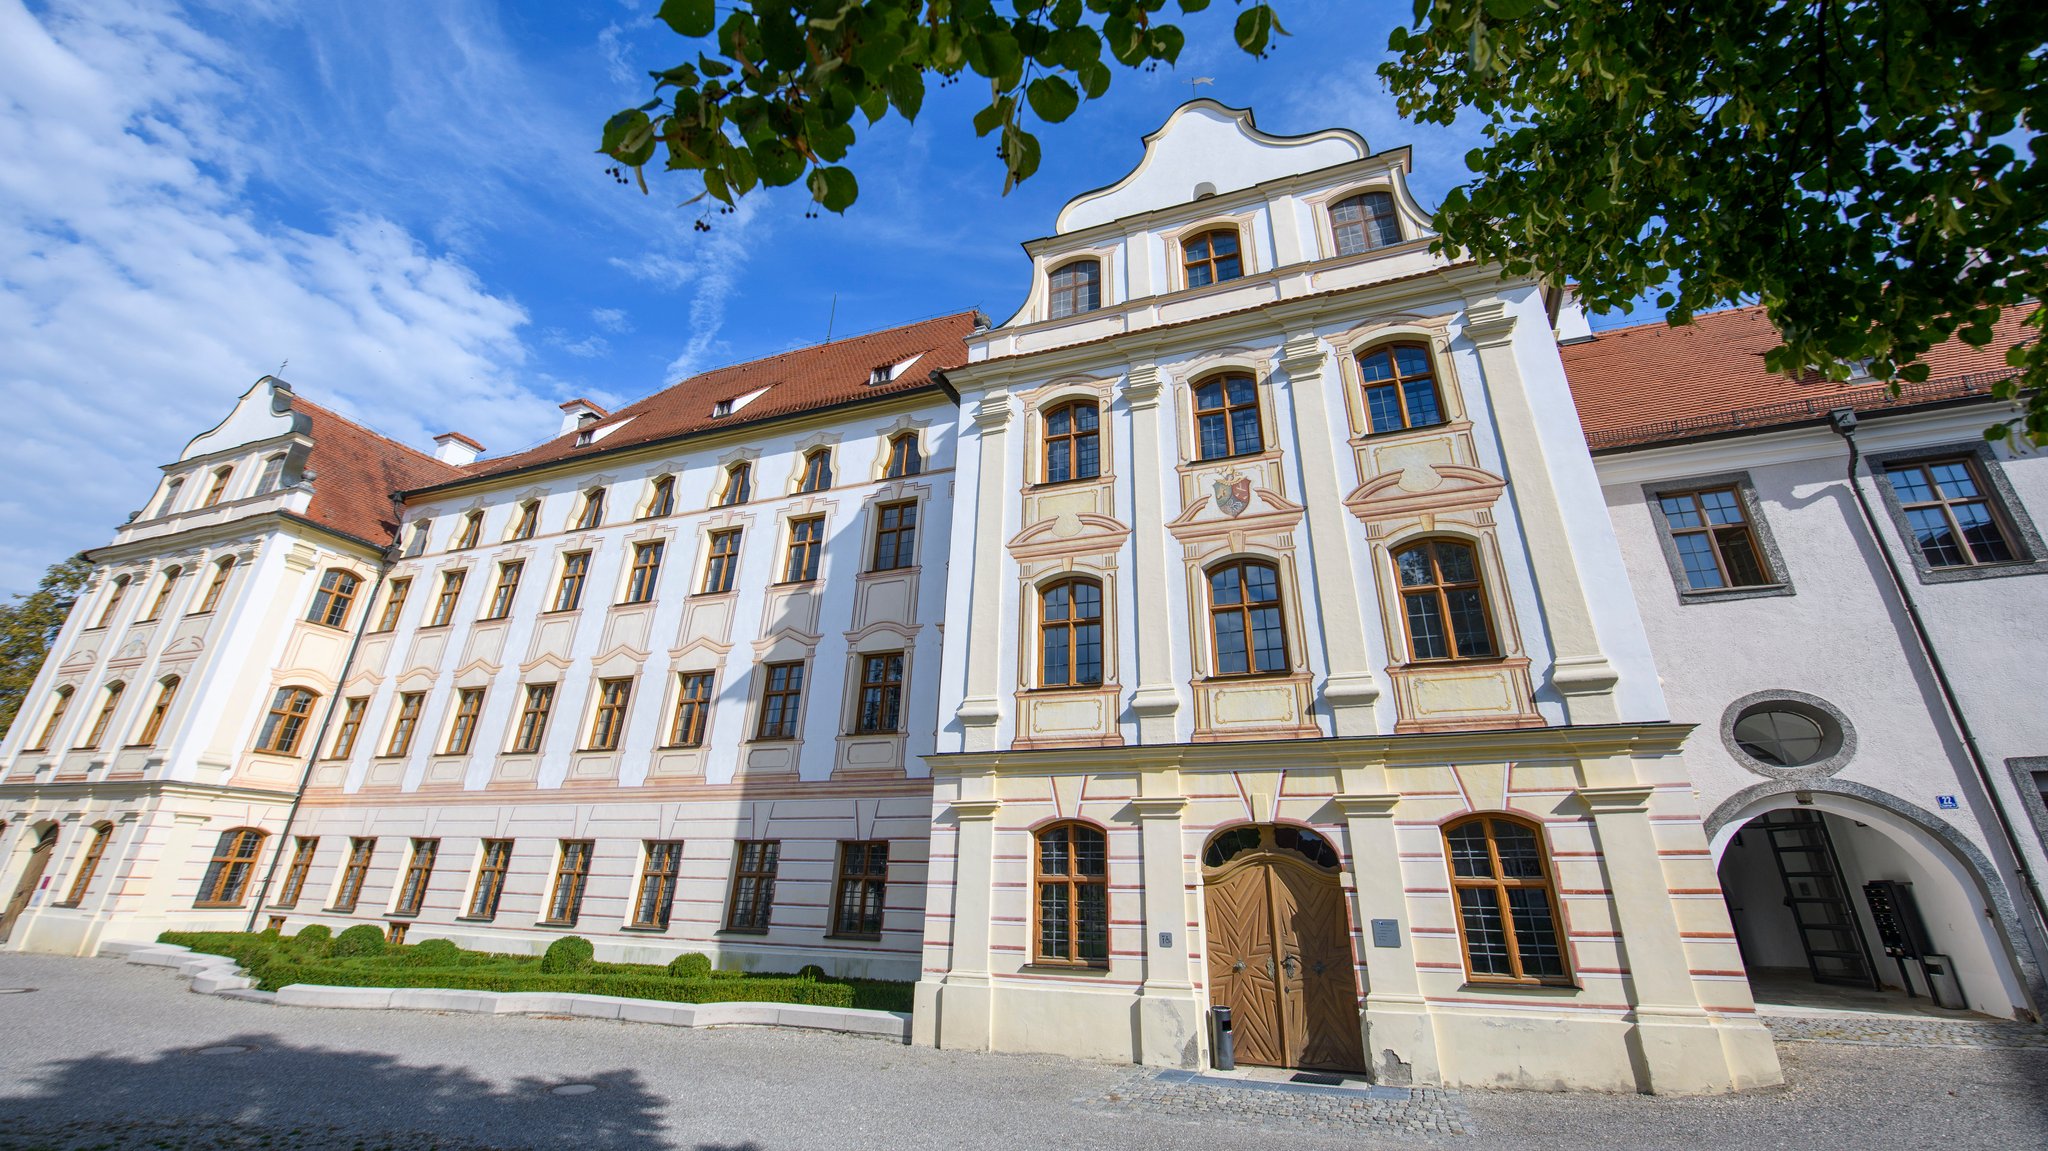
[1130,793,1201,1066]
[956,394,1012,751]
[1459,302,1619,723]
[1336,791,1442,1085]
[1278,333,1382,736]
[1123,364,1181,743]
[930,796,999,1052]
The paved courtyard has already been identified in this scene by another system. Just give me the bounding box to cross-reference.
[1,953,2043,1150]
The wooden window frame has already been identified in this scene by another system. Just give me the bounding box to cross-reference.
[203,465,234,507]
[829,840,889,939]
[254,686,316,755]
[426,570,466,627]
[723,839,780,933]
[1040,400,1102,485]
[384,692,425,757]
[575,488,607,530]
[799,449,833,493]
[1205,559,1289,677]
[1442,814,1573,987]
[329,697,367,759]
[156,477,185,518]
[307,569,360,629]
[1038,577,1105,688]
[720,461,753,506]
[133,676,180,746]
[468,839,513,919]
[541,839,594,926]
[454,510,483,550]
[511,684,555,753]
[1047,259,1102,319]
[1357,342,1447,435]
[1883,457,2022,569]
[854,652,905,734]
[1192,373,1264,461]
[59,822,113,906]
[667,671,715,748]
[332,837,376,912]
[372,577,411,632]
[510,500,539,540]
[754,662,805,741]
[1329,190,1402,256]
[93,576,130,628]
[631,840,686,930]
[702,529,742,594]
[275,836,318,909]
[484,562,522,619]
[255,453,286,494]
[196,557,234,614]
[1033,821,1110,968]
[81,681,125,749]
[553,552,590,611]
[195,828,267,908]
[586,678,633,751]
[1181,227,1243,288]
[1655,486,1776,590]
[625,541,664,603]
[885,433,923,479]
[141,567,181,622]
[27,686,72,752]
[393,838,439,917]
[782,516,824,584]
[870,500,918,572]
[645,474,677,518]
[444,687,486,755]
[1393,539,1499,662]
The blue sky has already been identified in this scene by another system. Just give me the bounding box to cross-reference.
[0,0,1646,596]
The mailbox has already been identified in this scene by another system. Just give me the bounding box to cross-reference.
[1862,880,1931,959]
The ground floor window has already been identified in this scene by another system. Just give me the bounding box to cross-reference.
[724,840,780,932]
[1035,823,1109,967]
[1443,814,1570,985]
[543,840,594,926]
[632,840,685,930]
[275,836,319,909]
[469,839,513,920]
[831,841,889,939]
[333,837,376,912]
[394,838,439,916]
[195,828,267,908]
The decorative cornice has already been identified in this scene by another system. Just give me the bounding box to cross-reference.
[1579,784,1655,814]
[1332,792,1401,818]
[1127,796,1188,818]
[950,799,1002,820]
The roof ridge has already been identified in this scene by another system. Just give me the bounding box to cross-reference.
[663,309,978,388]
[289,396,462,472]
[1584,302,1766,340]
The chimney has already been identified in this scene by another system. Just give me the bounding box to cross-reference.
[432,431,484,466]
[558,398,609,436]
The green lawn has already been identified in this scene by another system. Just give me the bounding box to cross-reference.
[161,928,915,1013]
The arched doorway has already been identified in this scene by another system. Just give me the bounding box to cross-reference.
[0,824,59,944]
[1202,823,1364,1071]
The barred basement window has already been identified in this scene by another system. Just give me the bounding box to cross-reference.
[702,529,742,593]
[307,569,360,628]
[830,840,888,939]
[1443,814,1570,986]
[543,840,594,926]
[724,840,780,932]
[870,501,917,571]
[332,837,376,912]
[469,839,513,919]
[1035,822,1108,967]
[275,836,319,909]
[60,822,113,906]
[394,838,439,916]
[195,828,267,908]
[667,671,715,748]
[632,840,685,929]
[373,578,410,632]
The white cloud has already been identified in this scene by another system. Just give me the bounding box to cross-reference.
[0,0,548,594]
[590,306,632,333]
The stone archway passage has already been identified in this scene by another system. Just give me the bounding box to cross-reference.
[0,826,58,943]
[1203,824,1364,1071]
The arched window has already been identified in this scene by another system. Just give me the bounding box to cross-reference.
[202,465,234,507]
[307,569,360,628]
[1330,191,1401,256]
[135,676,181,746]
[1048,259,1101,319]
[195,828,268,907]
[1042,401,1100,484]
[61,822,114,906]
[93,575,130,628]
[1193,374,1263,460]
[1207,560,1287,676]
[80,682,124,749]
[509,500,540,540]
[155,477,185,518]
[1443,814,1569,984]
[720,461,753,506]
[453,510,483,550]
[1358,343,1445,434]
[255,453,287,495]
[141,566,181,622]
[646,474,677,517]
[196,557,234,613]
[885,433,922,478]
[1035,821,1109,967]
[799,450,833,493]
[575,487,607,530]
[1039,577,1104,687]
[1393,539,1496,661]
[27,686,73,752]
[255,687,319,754]
[1182,228,1243,287]
[404,521,431,556]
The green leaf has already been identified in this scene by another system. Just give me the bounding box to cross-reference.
[808,165,859,213]
[1026,76,1080,123]
[1483,0,1538,18]
[600,109,657,166]
[656,0,715,38]
[1234,5,1274,55]
[887,65,926,120]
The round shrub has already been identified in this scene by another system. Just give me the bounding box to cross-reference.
[293,924,332,946]
[539,935,595,974]
[796,964,827,982]
[667,953,712,979]
[330,924,387,958]
[403,938,462,967]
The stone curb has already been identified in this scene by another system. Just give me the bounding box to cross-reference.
[121,943,912,1042]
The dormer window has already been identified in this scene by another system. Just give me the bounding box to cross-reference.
[1182,229,1242,288]
[202,466,234,507]
[1330,191,1401,256]
[255,453,287,495]
[1048,260,1101,319]
[868,366,890,386]
[713,398,735,418]
[575,427,596,446]
[719,461,753,506]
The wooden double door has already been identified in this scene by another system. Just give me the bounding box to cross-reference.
[1204,827,1365,1071]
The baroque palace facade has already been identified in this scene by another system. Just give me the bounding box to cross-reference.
[5,103,2045,1095]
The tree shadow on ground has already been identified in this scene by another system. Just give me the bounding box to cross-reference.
[0,1030,735,1150]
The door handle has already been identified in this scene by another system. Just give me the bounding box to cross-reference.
[1232,959,1246,972]
[1281,955,1300,977]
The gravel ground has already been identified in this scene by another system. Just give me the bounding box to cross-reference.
[2,952,2044,1150]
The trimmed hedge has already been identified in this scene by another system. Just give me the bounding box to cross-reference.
[539,935,595,974]
[667,953,711,978]
[331,924,386,958]
[402,939,462,967]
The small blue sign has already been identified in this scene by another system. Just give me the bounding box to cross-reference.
[1937,794,1960,811]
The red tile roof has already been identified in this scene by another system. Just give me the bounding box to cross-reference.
[1563,304,2028,450]
[464,312,977,484]
[288,398,464,546]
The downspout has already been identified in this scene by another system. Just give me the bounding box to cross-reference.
[244,548,393,931]
[1828,407,2048,947]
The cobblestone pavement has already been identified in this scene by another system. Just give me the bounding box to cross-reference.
[1761,1011,2048,1048]
[4,953,2045,1150]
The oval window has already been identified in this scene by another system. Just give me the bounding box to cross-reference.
[1732,707,1829,767]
